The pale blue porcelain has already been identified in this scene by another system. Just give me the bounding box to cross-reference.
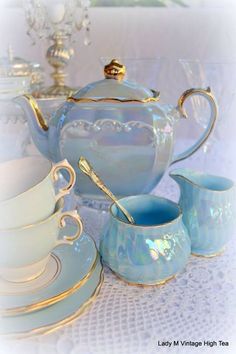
[170,169,236,256]
[0,249,102,336]
[0,197,83,282]
[15,60,217,206]
[0,229,97,313]
[100,195,191,285]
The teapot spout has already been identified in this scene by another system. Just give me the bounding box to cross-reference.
[14,95,50,158]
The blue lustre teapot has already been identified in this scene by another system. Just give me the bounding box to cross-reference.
[16,59,218,206]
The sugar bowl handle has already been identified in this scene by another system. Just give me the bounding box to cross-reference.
[51,159,76,200]
[171,87,218,164]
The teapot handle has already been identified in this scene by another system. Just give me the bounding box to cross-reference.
[171,87,218,165]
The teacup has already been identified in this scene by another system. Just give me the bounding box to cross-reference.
[100,195,191,285]
[0,156,76,229]
[0,197,83,282]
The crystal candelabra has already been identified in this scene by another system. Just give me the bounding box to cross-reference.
[24,0,91,97]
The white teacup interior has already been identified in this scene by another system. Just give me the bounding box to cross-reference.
[0,157,52,202]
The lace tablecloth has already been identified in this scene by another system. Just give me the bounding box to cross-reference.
[0,142,236,354]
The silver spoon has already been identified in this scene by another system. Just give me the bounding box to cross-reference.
[78,157,135,225]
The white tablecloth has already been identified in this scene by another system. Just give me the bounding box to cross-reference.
[0,3,236,352]
[1,140,236,354]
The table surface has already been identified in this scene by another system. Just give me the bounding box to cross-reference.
[0,141,236,354]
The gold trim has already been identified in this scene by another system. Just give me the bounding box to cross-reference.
[1,260,49,286]
[52,159,76,200]
[18,265,47,283]
[0,157,55,205]
[1,269,104,339]
[0,158,75,208]
[177,87,215,119]
[22,94,48,131]
[109,195,182,229]
[0,265,47,284]
[0,197,64,232]
[30,96,65,102]
[192,247,226,258]
[1,247,99,316]
[0,253,61,296]
[59,211,83,243]
[173,86,218,163]
[67,89,160,104]
[110,267,175,287]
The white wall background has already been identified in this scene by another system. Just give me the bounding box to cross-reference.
[0,5,236,91]
[0,3,236,170]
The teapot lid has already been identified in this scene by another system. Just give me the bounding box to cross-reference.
[68,59,160,103]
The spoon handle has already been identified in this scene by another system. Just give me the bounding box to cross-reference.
[78,157,135,224]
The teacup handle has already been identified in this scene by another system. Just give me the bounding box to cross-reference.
[57,210,83,246]
[51,159,76,201]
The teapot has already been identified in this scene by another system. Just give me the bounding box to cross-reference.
[16,59,218,206]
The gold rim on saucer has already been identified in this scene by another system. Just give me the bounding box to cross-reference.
[3,268,104,339]
[1,244,99,316]
[0,253,61,296]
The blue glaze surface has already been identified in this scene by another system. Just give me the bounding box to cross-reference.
[52,103,175,199]
[170,169,236,256]
[0,230,97,312]
[100,195,191,285]
[0,258,102,336]
[17,72,218,205]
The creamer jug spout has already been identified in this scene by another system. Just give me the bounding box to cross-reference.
[169,168,197,191]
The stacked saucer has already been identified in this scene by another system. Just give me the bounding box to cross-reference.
[0,157,103,337]
[0,229,103,338]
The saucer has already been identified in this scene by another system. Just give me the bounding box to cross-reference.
[0,229,98,316]
[0,257,103,338]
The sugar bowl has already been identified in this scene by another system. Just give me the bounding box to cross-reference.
[100,195,191,285]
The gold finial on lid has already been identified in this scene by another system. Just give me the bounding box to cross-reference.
[104,59,126,81]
